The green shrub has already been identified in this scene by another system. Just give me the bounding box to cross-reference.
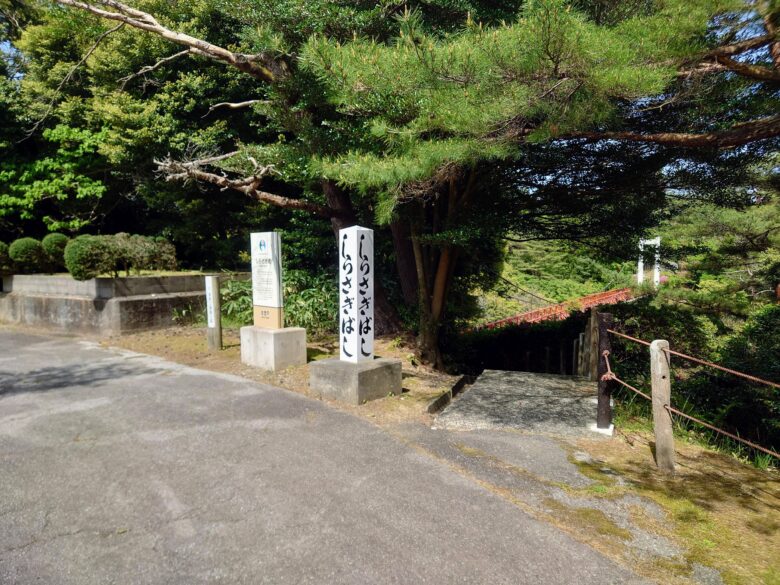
[151,237,177,271]
[41,233,70,270]
[113,233,141,275]
[111,233,177,275]
[219,270,337,335]
[220,278,253,325]
[8,238,45,274]
[283,269,338,335]
[64,235,117,280]
[0,242,14,275]
[63,234,178,279]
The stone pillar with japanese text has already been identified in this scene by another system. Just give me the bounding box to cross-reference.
[309,225,401,405]
[339,226,374,363]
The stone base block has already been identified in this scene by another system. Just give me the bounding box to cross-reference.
[240,326,307,371]
[309,358,402,405]
[588,423,615,436]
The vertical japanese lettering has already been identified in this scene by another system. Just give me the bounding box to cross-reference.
[339,227,374,362]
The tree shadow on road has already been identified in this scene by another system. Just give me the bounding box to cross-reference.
[0,361,165,397]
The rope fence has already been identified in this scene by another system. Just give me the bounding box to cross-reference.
[664,404,780,460]
[600,326,780,464]
[600,350,652,401]
[662,346,780,390]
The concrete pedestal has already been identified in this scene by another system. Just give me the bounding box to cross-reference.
[240,326,307,371]
[309,358,402,405]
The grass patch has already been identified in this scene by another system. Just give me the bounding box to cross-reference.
[543,498,631,540]
[579,433,780,585]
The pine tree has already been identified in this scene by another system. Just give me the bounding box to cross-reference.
[11,0,780,363]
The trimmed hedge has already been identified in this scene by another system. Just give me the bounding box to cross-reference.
[64,234,178,281]
[8,238,45,274]
[41,233,70,270]
[64,235,116,281]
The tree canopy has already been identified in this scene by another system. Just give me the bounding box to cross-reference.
[1,0,779,362]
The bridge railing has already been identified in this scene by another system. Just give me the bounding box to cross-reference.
[594,312,779,473]
[476,287,634,331]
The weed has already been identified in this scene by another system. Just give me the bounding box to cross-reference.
[752,453,775,471]
[172,303,203,326]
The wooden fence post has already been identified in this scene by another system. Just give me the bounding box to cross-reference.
[577,332,586,376]
[589,309,599,381]
[205,275,222,351]
[572,338,579,377]
[596,312,614,429]
[650,340,675,474]
[559,342,567,375]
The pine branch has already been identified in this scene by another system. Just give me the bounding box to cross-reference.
[202,100,267,118]
[52,0,287,83]
[699,33,776,60]
[156,154,333,217]
[714,55,780,83]
[568,115,780,149]
[118,49,190,89]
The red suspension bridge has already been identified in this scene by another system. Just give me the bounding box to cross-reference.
[477,287,635,330]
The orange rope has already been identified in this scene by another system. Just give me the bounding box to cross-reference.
[607,329,780,390]
[665,404,780,460]
[602,340,780,459]
[601,351,652,401]
[606,329,651,347]
[662,347,780,390]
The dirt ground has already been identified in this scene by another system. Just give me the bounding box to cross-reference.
[103,325,458,426]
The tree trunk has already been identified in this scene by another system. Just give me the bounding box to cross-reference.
[322,180,401,335]
[408,168,478,369]
[390,220,418,305]
[411,218,443,368]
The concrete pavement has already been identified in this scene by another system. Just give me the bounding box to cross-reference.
[0,330,646,584]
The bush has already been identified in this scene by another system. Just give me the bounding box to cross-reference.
[41,233,70,270]
[63,234,179,280]
[64,235,117,280]
[219,269,337,335]
[151,237,177,271]
[283,269,339,335]
[112,233,177,275]
[8,238,45,274]
[220,278,253,325]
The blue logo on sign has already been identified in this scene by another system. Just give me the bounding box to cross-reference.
[258,240,267,252]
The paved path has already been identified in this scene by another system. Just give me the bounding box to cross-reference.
[436,370,603,436]
[0,330,644,584]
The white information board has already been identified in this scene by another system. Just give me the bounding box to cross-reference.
[339,226,374,363]
[250,232,283,308]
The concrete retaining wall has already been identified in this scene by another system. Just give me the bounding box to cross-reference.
[2,274,205,298]
[0,274,205,336]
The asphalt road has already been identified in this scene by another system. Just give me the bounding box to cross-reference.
[0,329,645,584]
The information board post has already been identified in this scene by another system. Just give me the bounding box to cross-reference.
[250,232,283,328]
[240,231,307,372]
[205,275,222,351]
